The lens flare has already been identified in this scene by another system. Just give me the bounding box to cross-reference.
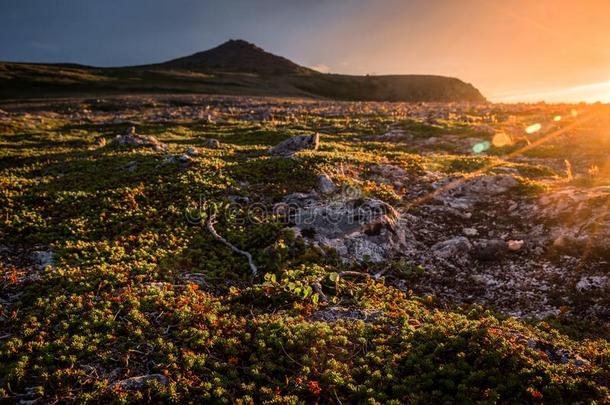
[472,141,491,153]
[525,123,542,134]
[571,109,579,117]
[492,132,512,147]
[554,115,562,121]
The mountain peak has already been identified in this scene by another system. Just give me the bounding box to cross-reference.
[217,39,262,51]
[161,39,312,75]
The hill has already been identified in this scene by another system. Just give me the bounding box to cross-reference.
[158,39,314,75]
[0,39,486,102]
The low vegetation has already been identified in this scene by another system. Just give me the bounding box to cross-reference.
[0,96,608,403]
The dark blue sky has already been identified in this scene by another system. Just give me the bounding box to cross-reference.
[1,0,609,102]
[0,0,359,67]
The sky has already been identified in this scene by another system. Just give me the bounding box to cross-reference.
[1,0,609,103]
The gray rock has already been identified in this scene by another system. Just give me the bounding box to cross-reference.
[110,374,168,390]
[163,154,193,167]
[112,127,168,152]
[124,160,138,172]
[317,174,337,195]
[434,175,520,210]
[311,306,383,322]
[288,197,414,263]
[368,164,408,187]
[367,129,411,142]
[573,355,591,368]
[537,187,610,255]
[575,276,608,291]
[281,192,320,208]
[185,147,200,156]
[462,227,479,236]
[269,133,319,156]
[431,237,472,258]
[202,138,220,149]
[31,250,55,270]
[472,239,507,261]
[228,195,251,204]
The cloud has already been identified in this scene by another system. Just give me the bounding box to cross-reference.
[310,63,331,73]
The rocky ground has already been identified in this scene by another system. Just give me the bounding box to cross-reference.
[0,95,609,403]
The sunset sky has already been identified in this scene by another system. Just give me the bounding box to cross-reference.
[1,0,609,103]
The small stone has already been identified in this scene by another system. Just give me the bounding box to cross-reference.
[311,306,383,322]
[431,237,472,259]
[317,174,336,195]
[31,250,55,270]
[472,239,507,261]
[575,276,608,291]
[228,195,250,204]
[269,133,319,156]
[124,160,138,172]
[111,129,168,152]
[462,227,478,236]
[507,240,524,251]
[202,138,220,149]
[573,355,591,368]
[185,147,200,156]
[111,374,168,390]
[163,154,193,167]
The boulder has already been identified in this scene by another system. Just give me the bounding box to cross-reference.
[269,133,319,156]
[287,197,414,263]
